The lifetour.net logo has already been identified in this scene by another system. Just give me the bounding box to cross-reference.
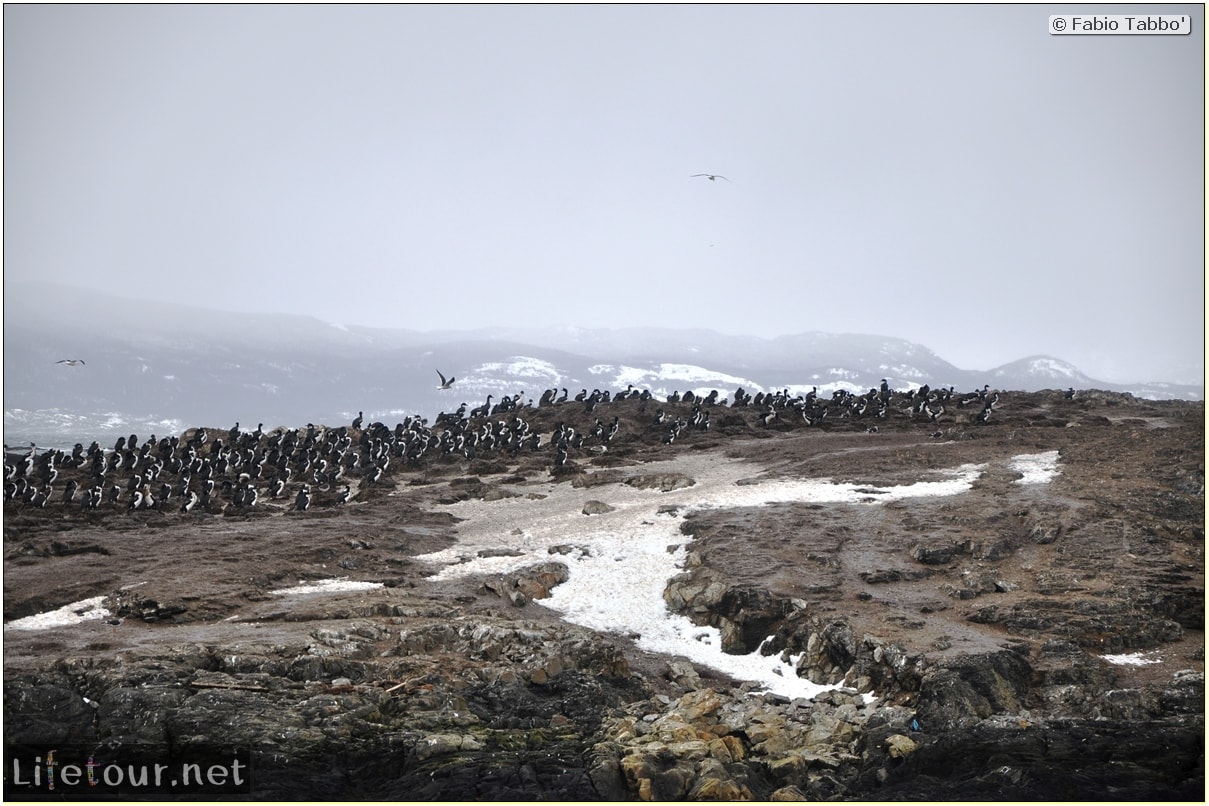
[4,744,252,798]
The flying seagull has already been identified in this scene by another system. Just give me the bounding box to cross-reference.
[691,174,730,182]
[55,359,85,366]
[436,369,456,390]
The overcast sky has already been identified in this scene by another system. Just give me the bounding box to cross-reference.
[4,4,1204,383]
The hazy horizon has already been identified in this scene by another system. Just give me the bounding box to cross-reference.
[4,4,1204,385]
[7,278,1203,387]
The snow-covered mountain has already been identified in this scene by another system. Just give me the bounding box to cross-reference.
[4,283,1201,449]
[990,356,1096,386]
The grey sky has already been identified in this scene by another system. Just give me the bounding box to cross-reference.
[4,4,1204,383]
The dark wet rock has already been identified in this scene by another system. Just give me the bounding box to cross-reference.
[713,585,794,653]
[970,535,1019,560]
[914,650,1032,727]
[665,569,796,654]
[103,589,188,622]
[971,597,1186,651]
[911,543,956,564]
[860,567,934,584]
[3,680,100,744]
[6,615,651,799]
[869,713,1205,801]
[1160,669,1205,714]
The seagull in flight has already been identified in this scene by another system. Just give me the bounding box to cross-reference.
[55,359,86,366]
[436,369,456,390]
[691,174,730,182]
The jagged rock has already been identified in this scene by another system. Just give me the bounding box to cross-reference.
[714,585,794,653]
[915,650,1032,727]
[664,572,730,613]
[666,659,702,691]
[973,535,1019,560]
[103,589,188,623]
[478,547,524,559]
[911,543,955,564]
[1029,524,1060,544]
[512,562,570,600]
[677,687,723,721]
[885,733,917,758]
[663,571,794,654]
[769,784,809,800]
[4,682,101,744]
[581,499,615,515]
[572,470,625,488]
[416,732,466,760]
[1161,669,1205,714]
[689,773,751,800]
[859,567,932,584]
[624,472,695,492]
[942,583,979,600]
[482,563,570,605]
[967,605,1000,624]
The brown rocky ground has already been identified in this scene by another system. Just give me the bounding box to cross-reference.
[3,387,1204,800]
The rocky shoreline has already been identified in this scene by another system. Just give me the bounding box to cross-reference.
[4,388,1204,799]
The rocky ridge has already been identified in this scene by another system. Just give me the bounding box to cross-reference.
[3,386,1204,799]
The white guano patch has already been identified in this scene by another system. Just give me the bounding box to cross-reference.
[1100,651,1162,666]
[416,455,1002,700]
[4,597,111,631]
[270,579,384,596]
[1009,450,1061,484]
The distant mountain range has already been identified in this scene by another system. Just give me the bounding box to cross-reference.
[3,283,1202,449]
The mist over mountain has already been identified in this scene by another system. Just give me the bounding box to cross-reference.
[3,282,1202,449]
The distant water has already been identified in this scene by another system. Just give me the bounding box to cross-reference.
[3,408,188,453]
[4,404,451,454]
